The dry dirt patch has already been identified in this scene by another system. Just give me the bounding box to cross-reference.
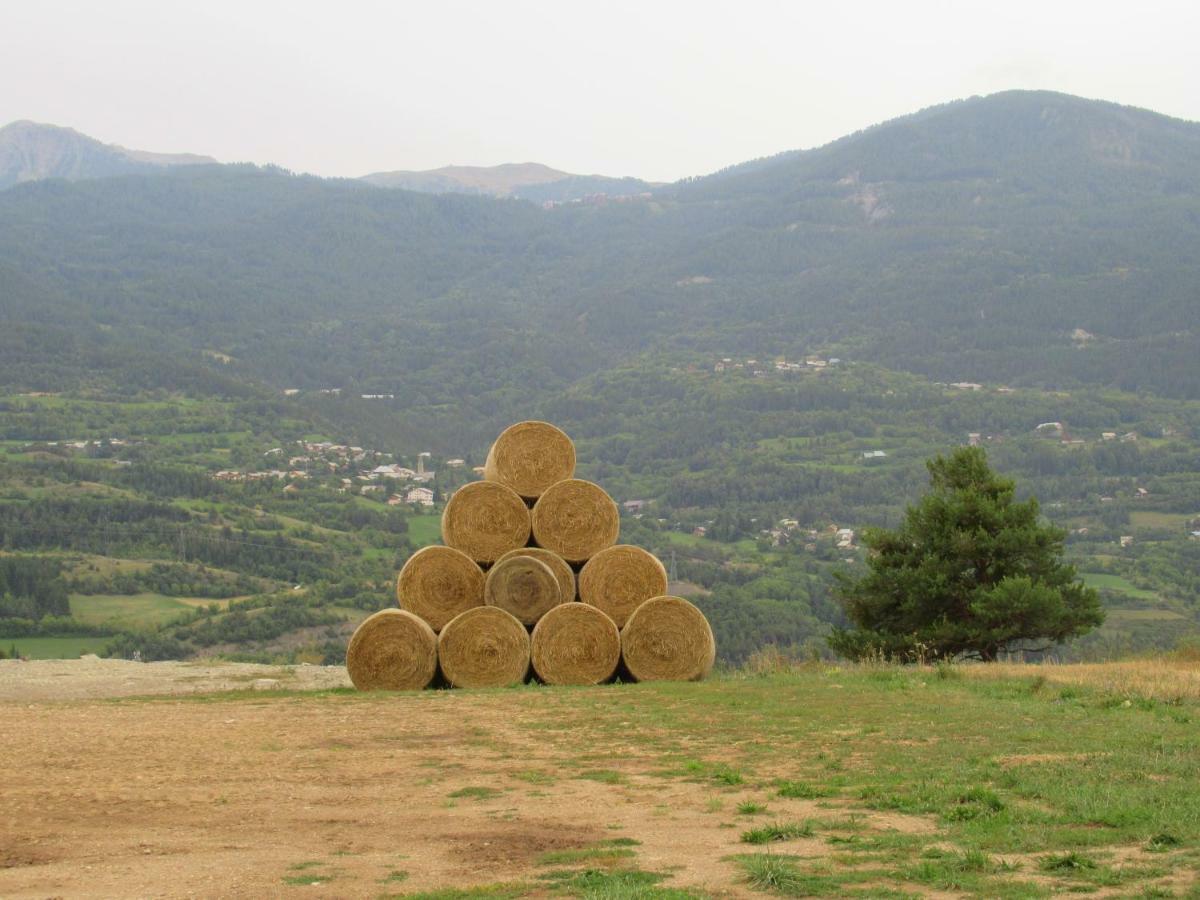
[0,660,941,898]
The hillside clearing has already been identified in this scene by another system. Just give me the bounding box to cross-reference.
[2,660,1197,898]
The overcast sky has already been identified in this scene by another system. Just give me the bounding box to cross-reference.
[3,0,1198,182]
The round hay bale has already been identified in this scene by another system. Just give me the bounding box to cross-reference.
[441,480,531,565]
[620,595,715,683]
[495,547,576,606]
[530,602,620,686]
[485,554,566,626]
[346,609,438,691]
[578,544,669,629]
[396,545,485,632]
[438,606,531,689]
[530,478,619,565]
[484,420,576,500]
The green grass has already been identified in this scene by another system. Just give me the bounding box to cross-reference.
[406,514,443,547]
[741,821,815,844]
[0,635,111,658]
[448,786,503,801]
[69,592,197,628]
[1080,572,1161,601]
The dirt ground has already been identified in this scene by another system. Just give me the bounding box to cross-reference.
[0,659,936,898]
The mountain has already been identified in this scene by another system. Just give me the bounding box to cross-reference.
[1,89,1198,412]
[360,161,658,201]
[0,120,216,190]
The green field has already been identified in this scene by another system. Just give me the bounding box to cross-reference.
[406,513,443,547]
[1,635,111,659]
[69,592,204,628]
[1081,572,1162,602]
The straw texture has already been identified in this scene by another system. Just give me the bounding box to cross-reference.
[578,544,668,629]
[484,420,576,500]
[441,480,531,564]
[437,606,531,688]
[345,609,438,691]
[530,478,619,565]
[530,602,620,686]
[620,595,716,682]
[396,545,485,632]
[495,547,576,606]
[484,554,564,626]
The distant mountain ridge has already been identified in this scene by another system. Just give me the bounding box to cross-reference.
[1,89,1198,409]
[0,120,216,190]
[360,161,659,201]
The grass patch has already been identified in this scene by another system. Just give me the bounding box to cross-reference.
[737,801,767,815]
[536,846,636,866]
[448,786,503,801]
[776,780,833,800]
[394,884,531,900]
[539,867,702,898]
[576,769,625,785]
[741,821,815,845]
[0,635,112,659]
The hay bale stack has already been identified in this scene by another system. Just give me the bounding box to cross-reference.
[442,480,531,565]
[530,478,619,565]
[484,420,576,500]
[495,547,576,606]
[484,554,564,626]
[396,545,485,631]
[530,602,620,686]
[345,609,438,691]
[620,595,715,683]
[438,606,531,688]
[578,544,668,629]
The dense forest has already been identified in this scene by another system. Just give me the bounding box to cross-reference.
[0,90,1197,663]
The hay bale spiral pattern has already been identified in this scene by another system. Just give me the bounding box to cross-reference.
[396,545,485,632]
[530,602,620,686]
[438,606,531,688]
[345,609,438,691]
[441,480,531,564]
[484,420,576,500]
[578,544,668,629]
[530,478,619,565]
[484,554,564,626]
[495,547,576,606]
[620,595,716,683]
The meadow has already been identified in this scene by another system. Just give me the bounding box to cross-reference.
[2,658,1196,898]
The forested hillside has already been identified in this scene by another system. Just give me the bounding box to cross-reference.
[1,90,1198,663]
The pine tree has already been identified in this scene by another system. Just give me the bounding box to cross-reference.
[828,447,1103,661]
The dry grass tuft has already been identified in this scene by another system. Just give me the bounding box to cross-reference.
[961,657,1200,704]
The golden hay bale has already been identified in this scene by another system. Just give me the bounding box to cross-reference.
[485,554,566,626]
[437,606,531,689]
[530,478,619,565]
[395,545,485,632]
[484,420,576,500]
[620,595,716,683]
[346,609,438,691]
[578,544,669,629]
[441,480,531,565]
[530,602,620,686]
[495,547,576,606]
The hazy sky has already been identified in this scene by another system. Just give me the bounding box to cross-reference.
[4,1,1198,182]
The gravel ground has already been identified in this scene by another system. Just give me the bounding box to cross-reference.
[0,655,351,702]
